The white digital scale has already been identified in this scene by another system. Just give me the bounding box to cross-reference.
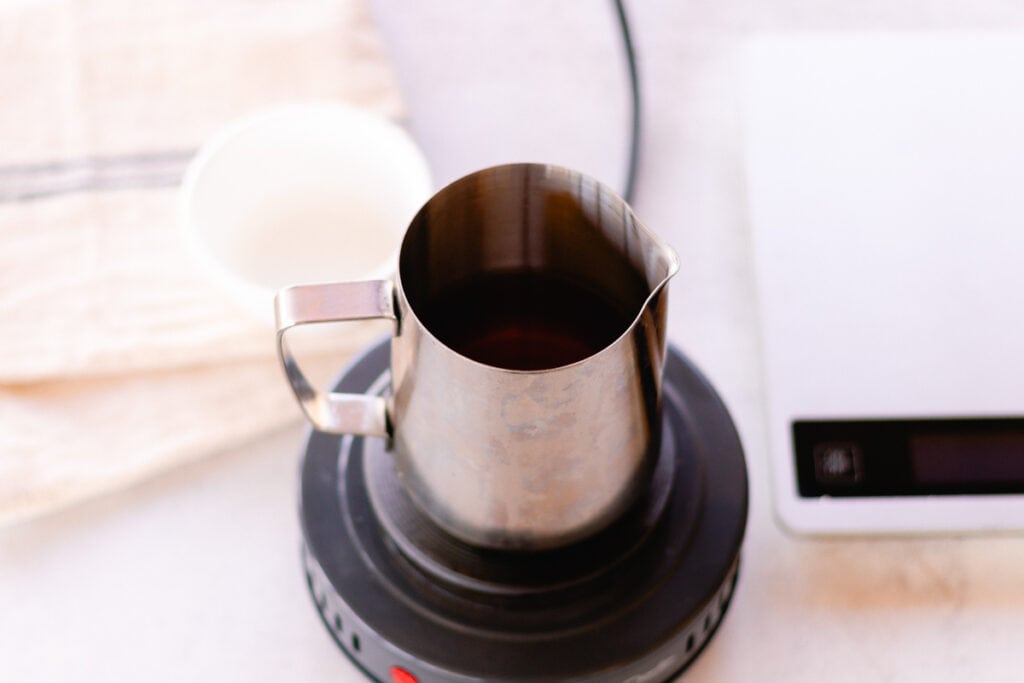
[743,33,1024,534]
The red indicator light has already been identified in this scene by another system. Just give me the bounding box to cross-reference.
[389,666,418,683]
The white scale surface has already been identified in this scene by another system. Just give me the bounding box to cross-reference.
[744,33,1024,534]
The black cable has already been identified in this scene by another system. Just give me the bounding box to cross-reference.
[612,0,641,204]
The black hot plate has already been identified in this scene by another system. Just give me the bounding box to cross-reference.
[300,339,747,683]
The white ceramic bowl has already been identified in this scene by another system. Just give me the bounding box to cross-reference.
[180,101,433,324]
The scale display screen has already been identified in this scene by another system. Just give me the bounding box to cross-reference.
[910,432,1024,486]
[794,418,1024,498]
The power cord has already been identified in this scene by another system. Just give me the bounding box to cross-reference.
[613,0,641,204]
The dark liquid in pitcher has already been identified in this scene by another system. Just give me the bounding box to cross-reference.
[421,270,634,371]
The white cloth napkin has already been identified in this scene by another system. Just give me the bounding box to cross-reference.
[0,0,405,526]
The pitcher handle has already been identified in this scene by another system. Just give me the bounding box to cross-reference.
[275,280,396,436]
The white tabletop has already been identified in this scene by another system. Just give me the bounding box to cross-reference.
[5,1,1024,680]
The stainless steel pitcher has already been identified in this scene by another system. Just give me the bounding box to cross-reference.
[276,163,679,551]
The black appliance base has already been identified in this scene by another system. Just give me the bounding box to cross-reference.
[300,339,748,683]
